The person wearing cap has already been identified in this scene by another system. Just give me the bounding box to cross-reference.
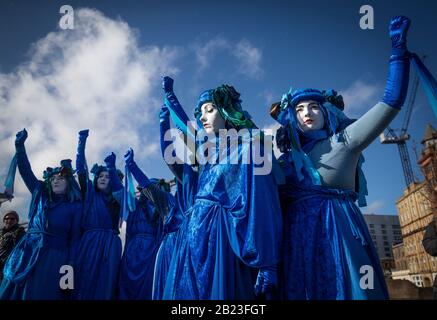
[0,210,25,282]
[158,76,282,300]
[72,129,123,300]
[122,148,186,300]
[0,129,82,300]
[271,16,411,299]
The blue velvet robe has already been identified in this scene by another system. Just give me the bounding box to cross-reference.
[152,178,190,300]
[0,150,81,300]
[118,198,162,300]
[279,166,388,299]
[162,134,282,300]
[72,179,122,300]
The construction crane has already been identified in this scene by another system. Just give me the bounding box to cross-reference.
[379,56,425,187]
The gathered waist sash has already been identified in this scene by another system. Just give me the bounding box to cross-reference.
[282,184,358,205]
[27,229,68,247]
[282,185,368,246]
[83,228,118,235]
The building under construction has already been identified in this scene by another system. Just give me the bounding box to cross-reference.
[391,124,437,288]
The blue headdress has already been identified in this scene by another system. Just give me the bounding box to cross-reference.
[42,159,81,202]
[273,88,368,206]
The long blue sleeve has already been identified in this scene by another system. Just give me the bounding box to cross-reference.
[382,51,410,109]
[382,16,411,110]
[106,164,123,193]
[75,134,89,193]
[128,161,152,189]
[15,144,39,194]
[160,106,183,182]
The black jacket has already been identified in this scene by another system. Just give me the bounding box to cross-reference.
[0,224,26,280]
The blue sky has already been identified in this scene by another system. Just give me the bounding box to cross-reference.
[0,0,436,220]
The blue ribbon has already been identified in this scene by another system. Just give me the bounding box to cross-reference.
[3,154,17,198]
[164,98,197,142]
[410,53,437,120]
[122,164,136,222]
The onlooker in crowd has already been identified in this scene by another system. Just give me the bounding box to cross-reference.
[0,210,25,282]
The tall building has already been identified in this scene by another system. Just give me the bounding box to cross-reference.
[363,214,402,274]
[392,124,437,287]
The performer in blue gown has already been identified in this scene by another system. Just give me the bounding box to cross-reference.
[0,129,82,300]
[152,104,198,300]
[271,16,411,299]
[118,149,167,300]
[73,129,122,300]
[160,77,283,300]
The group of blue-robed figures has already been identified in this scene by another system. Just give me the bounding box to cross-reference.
[1,15,436,300]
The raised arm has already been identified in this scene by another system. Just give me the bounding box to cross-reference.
[104,152,123,193]
[14,129,39,193]
[344,16,411,152]
[125,148,171,218]
[160,103,184,181]
[75,129,90,194]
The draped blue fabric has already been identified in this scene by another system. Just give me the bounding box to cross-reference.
[0,184,82,300]
[73,179,121,300]
[278,156,388,300]
[3,154,17,197]
[118,197,163,300]
[410,53,437,120]
[152,174,192,300]
[162,133,282,300]
[122,164,136,223]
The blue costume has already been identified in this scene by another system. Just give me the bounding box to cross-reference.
[73,130,122,300]
[0,129,82,300]
[273,16,411,299]
[123,147,186,300]
[118,191,162,300]
[160,79,282,300]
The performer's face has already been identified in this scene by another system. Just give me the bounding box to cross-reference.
[50,174,68,195]
[199,102,226,134]
[295,100,324,132]
[3,214,18,230]
[97,171,110,192]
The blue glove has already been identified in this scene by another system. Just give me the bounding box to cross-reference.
[124,148,135,168]
[254,266,278,299]
[162,76,174,94]
[76,130,89,175]
[124,148,151,188]
[382,16,411,110]
[389,15,411,55]
[15,129,28,148]
[104,152,123,192]
[77,129,89,153]
[104,152,116,169]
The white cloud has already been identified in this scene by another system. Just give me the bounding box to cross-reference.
[0,8,180,221]
[232,40,263,79]
[193,36,229,72]
[193,36,263,79]
[363,200,384,214]
[341,80,382,118]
